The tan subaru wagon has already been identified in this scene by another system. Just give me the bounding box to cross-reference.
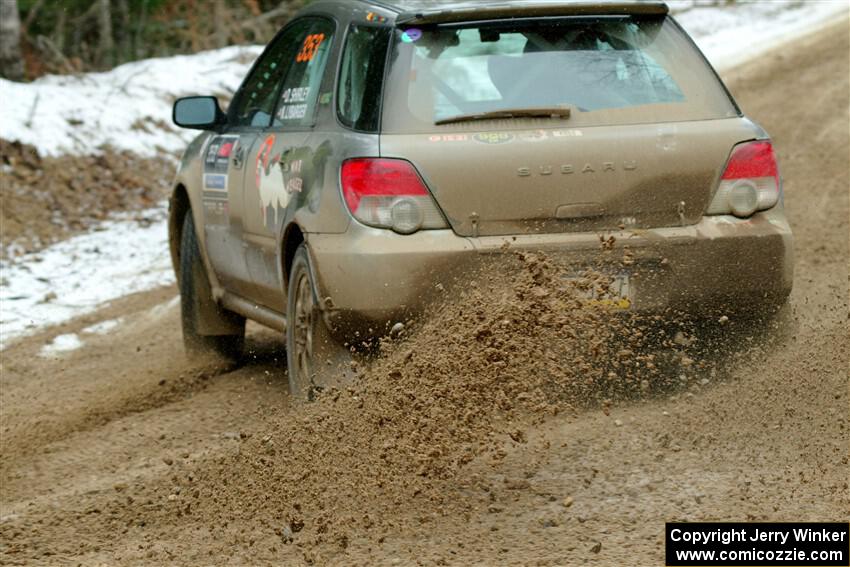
[169,0,793,398]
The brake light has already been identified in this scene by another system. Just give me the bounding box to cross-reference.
[341,158,448,234]
[707,140,780,218]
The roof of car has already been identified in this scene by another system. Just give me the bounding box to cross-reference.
[299,0,669,27]
[377,0,667,11]
[339,0,669,25]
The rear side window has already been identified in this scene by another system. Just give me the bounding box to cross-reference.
[337,24,392,132]
[382,16,738,131]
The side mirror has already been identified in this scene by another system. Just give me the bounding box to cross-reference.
[173,96,227,130]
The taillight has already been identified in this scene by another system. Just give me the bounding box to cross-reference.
[707,140,780,218]
[341,158,448,234]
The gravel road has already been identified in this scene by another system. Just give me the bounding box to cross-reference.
[1,21,847,566]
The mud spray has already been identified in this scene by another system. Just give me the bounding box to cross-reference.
[103,246,762,564]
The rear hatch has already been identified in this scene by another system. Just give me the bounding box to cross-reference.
[380,9,751,236]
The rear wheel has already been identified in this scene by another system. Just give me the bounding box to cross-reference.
[286,244,352,400]
[179,213,245,361]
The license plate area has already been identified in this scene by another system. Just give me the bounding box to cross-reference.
[562,271,632,309]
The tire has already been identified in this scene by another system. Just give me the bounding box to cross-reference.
[286,244,351,400]
[179,212,245,362]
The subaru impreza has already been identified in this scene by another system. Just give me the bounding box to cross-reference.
[169,0,793,398]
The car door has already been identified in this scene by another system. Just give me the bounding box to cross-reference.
[201,24,301,298]
[241,17,337,312]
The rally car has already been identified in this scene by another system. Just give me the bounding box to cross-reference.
[169,0,793,398]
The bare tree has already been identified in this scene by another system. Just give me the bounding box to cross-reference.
[96,0,113,68]
[213,0,229,48]
[115,0,131,62]
[133,0,149,60]
[0,0,25,81]
[53,8,66,53]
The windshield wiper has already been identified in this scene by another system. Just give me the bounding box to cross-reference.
[434,107,571,126]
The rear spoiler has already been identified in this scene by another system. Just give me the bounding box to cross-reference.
[395,1,669,25]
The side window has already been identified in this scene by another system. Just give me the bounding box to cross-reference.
[337,24,391,132]
[272,18,336,128]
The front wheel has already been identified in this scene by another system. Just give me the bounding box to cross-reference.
[179,213,245,362]
[286,244,351,400]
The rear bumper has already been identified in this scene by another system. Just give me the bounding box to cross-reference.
[308,209,793,330]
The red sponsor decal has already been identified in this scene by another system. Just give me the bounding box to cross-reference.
[255,134,277,189]
[217,141,234,158]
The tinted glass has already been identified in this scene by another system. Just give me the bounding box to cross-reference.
[230,25,300,128]
[337,24,392,132]
[382,16,738,132]
[271,18,335,128]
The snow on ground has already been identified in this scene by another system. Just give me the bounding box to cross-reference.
[0,1,847,348]
[39,333,84,357]
[82,317,124,335]
[35,319,124,356]
[672,0,849,71]
[0,206,173,349]
[0,45,262,158]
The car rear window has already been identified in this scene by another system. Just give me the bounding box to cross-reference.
[381,15,738,132]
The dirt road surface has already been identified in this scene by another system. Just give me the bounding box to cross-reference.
[1,22,848,566]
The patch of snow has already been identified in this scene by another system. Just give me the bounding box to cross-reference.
[0,45,262,157]
[0,205,174,349]
[39,333,84,356]
[147,296,181,321]
[673,0,849,71]
[82,317,124,335]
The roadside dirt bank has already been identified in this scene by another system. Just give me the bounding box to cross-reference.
[1,20,847,567]
[0,139,173,259]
